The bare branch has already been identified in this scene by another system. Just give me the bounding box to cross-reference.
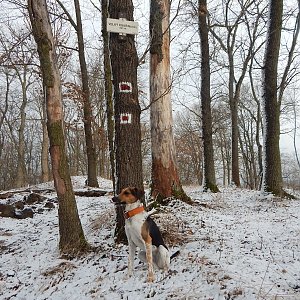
[55,0,77,31]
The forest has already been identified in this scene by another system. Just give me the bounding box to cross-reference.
[0,0,300,298]
[0,0,299,194]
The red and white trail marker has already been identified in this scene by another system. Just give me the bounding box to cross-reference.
[119,82,132,93]
[120,113,132,124]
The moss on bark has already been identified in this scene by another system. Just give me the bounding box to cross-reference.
[47,121,69,181]
[203,181,220,193]
[38,38,55,87]
[171,184,194,205]
[265,186,296,200]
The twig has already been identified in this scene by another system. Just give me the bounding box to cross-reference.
[257,260,270,299]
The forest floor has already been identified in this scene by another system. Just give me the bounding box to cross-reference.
[0,177,300,300]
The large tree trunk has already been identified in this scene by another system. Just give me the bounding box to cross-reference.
[262,0,283,197]
[198,0,219,193]
[150,0,191,204]
[109,0,144,243]
[101,0,116,193]
[28,0,88,253]
[74,0,99,187]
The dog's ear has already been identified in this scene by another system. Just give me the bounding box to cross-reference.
[131,187,145,199]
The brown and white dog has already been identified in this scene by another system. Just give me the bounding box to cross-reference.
[112,187,171,282]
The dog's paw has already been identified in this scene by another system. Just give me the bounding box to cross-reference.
[147,273,155,283]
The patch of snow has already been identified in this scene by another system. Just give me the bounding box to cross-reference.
[0,181,300,299]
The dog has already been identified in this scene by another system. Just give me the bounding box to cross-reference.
[112,187,172,282]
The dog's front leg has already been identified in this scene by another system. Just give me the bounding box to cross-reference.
[145,242,154,282]
[127,242,136,278]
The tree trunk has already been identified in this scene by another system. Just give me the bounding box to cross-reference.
[109,0,144,243]
[15,72,28,188]
[238,127,253,189]
[101,0,116,193]
[41,100,50,182]
[228,51,240,187]
[231,100,240,186]
[262,0,284,197]
[150,0,191,204]
[0,72,10,160]
[220,143,226,186]
[249,58,263,189]
[74,0,99,187]
[256,105,263,189]
[198,0,219,192]
[28,0,88,253]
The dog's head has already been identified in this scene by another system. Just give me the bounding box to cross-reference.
[112,187,145,204]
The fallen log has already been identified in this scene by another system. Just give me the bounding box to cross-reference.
[0,192,14,200]
[0,188,107,199]
[74,190,107,197]
[0,188,55,196]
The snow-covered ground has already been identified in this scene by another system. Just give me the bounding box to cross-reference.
[0,178,300,300]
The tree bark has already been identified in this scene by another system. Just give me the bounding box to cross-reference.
[230,87,240,186]
[228,43,241,187]
[28,0,88,252]
[0,72,10,160]
[73,0,99,187]
[15,70,28,188]
[249,57,263,189]
[150,0,191,204]
[109,0,144,243]
[41,99,50,182]
[101,0,116,193]
[198,0,219,192]
[262,0,284,197]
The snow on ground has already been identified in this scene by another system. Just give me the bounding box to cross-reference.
[0,179,300,300]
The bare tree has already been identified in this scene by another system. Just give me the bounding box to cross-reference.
[28,0,88,252]
[0,71,13,162]
[249,56,263,189]
[101,0,115,192]
[238,86,261,189]
[1,38,36,187]
[262,0,299,197]
[209,0,266,187]
[14,66,32,187]
[150,0,191,203]
[109,0,144,243]
[292,95,300,172]
[262,0,285,197]
[56,0,99,187]
[174,109,203,185]
[198,0,219,192]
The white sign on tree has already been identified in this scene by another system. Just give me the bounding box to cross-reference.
[107,18,139,35]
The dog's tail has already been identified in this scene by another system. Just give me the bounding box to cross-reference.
[170,250,180,260]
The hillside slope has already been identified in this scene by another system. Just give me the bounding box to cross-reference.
[0,179,299,299]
